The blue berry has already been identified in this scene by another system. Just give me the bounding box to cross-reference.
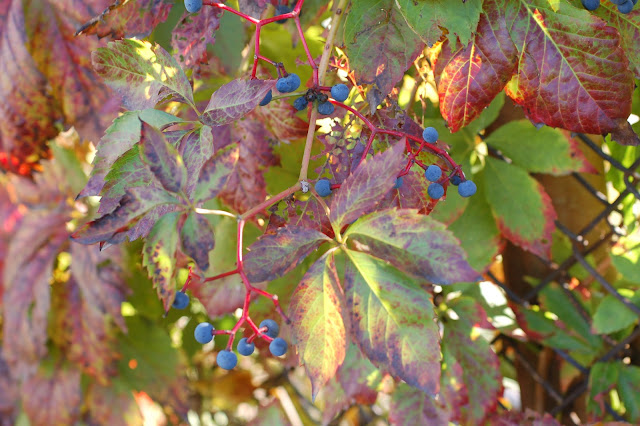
[184,0,203,13]
[317,101,334,115]
[217,350,237,370]
[293,96,308,111]
[275,4,292,24]
[315,179,332,197]
[581,0,600,9]
[269,337,288,356]
[422,127,439,143]
[424,165,442,182]
[450,175,462,186]
[276,73,301,93]
[259,319,280,338]
[394,177,404,189]
[172,291,189,309]
[458,180,477,198]
[427,183,444,199]
[618,0,634,13]
[330,84,349,102]
[237,338,255,356]
[259,90,272,106]
[194,322,214,344]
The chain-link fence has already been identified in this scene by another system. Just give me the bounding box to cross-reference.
[485,133,640,424]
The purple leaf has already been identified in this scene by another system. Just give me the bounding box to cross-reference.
[330,142,405,229]
[172,8,222,68]
[244,226,332,282]
[200,78,275,127]
[180,212,215,271]
[194,144,239,203]
[139,120,187,194]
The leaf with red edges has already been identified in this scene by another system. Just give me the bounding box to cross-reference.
[139,120,187,193]
[592,2,640,80]
[180,212,215,271]
[504,0,635,139]
[389,383,450,426]
[330,142,405,229]
[484,120,596,175]
[343,0,424,107]
[201,79,275,127]
[142,211,180,311]
[345,209,480,285]
[483,157,556,258]
[92,39,196,111]
[289,252,346,400]
[21,364,82,425]
[434,0,517,132]
[486,408,562,426]
[244,225,332,282]
[172,8,222,68]
[194,144,239,203]
[443,298,502,423]
[75,0,173,39]
[344,249,441,394]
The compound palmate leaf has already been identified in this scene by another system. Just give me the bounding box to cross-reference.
[244,225,332,282]
[504,0,635,140]
[344,249,441,394]
[330,141,405,229]
[345,209,479,284]
[200,78,275,127]
[92,39,196,111]
[289,251,346,400]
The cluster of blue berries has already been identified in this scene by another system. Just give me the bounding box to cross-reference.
[260,77,349,118]
[314,126,477,200]
[582,0,637,12]
[194,318,288,370]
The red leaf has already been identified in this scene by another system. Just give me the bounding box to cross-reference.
[172,8,222,68]
[486,408,562,426]
[434,0,518,132]
[505,0,634,137]
[289,252,346,399]
[200,79,276,127]
[0,353,17,423]
[21,364,82,425]
[330,142,405,229]
[244,225,332,282]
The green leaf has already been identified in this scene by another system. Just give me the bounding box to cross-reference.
[590,361,619,399]
[81,109,181,199]
[180,212,215,272]
[200,78,275,126]
[345,209,480,284]
[484,120,595,175]
[618,364,640,422]
[343,0,424,105]
[395,0,482,47]
[193,144,239,203]
[289,252,346,400]
[330,142,405,229]
[92,39,196,111]
[142,211,180,311]
[592,291,640,335]
[448,176,501,272]
[244,225,332,282]
[139,120,187,194]
[344,249,441,394]
[484,157,556,258]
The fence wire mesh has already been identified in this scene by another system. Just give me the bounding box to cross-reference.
[486,133,640,424]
